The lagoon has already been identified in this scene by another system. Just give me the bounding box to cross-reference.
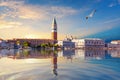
[0,49,120,80]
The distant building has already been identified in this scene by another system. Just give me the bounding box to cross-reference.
[8,41,15,49]
[111,40,120,44]
[57,40,75,49]
[107,43,120,49]
[107,40,120,49]
[0,39,14,49]
[0,40,9,49]
[72,38,105,49]
[8,39,54,47]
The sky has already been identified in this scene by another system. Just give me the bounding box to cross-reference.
[0,0,120,42]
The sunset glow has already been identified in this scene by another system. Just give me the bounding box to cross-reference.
[0,0,120,41]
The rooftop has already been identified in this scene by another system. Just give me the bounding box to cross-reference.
[111,40,120,42]
[84,38,103,40]
[73,38,103,40]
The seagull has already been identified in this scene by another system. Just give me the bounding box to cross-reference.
[86,9,96,20]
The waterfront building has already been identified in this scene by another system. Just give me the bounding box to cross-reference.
[8,42,15,49]
[107,40,120,49]
[72,38,105,49]
[111,40,120,44]
[0,40,9,49]
[8,39,54,47]
[0,39,15,49]
[107,43,120,49]
[57,40,75,49]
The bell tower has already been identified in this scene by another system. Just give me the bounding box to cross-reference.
[51,18,57,41]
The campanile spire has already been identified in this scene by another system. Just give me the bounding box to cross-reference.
[51,18,57,41]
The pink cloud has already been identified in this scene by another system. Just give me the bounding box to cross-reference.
[0,0,78,20]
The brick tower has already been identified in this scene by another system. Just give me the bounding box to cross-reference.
[51,18,57,42]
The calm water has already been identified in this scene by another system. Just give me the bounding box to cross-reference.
[0,49,120,80]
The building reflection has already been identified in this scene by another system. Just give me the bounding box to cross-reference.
[52,51,58,76]
[7,49,20,59]
[108,50,120,58]
[6,49,53,59]
[84,50,106,59]
[63,50,75,60]
[58,49,107,60]
[1,49,120,60]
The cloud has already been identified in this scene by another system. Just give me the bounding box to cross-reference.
[0,0,95,40]
[108,0,120,7]
[18,6,78,19]
[0,0,25,16]
[0,20,22,29]
[0,25,52,39]
[0,0,78,20]
[118,0,120,4]
[103,18,120,24]
[46,6,78,18]
[108,3,116,7]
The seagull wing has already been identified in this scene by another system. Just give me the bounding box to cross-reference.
[86,9,96,20]
[89,9,96,17]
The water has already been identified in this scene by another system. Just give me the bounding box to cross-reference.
[0,49,120,80]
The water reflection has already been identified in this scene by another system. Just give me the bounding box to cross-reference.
[58,49,111,60]
[52,51,58,76]
[108,50,120,58]
[0,49,120,80]
[0,49,120,59]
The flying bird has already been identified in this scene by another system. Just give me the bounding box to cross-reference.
[86,9,96,20]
